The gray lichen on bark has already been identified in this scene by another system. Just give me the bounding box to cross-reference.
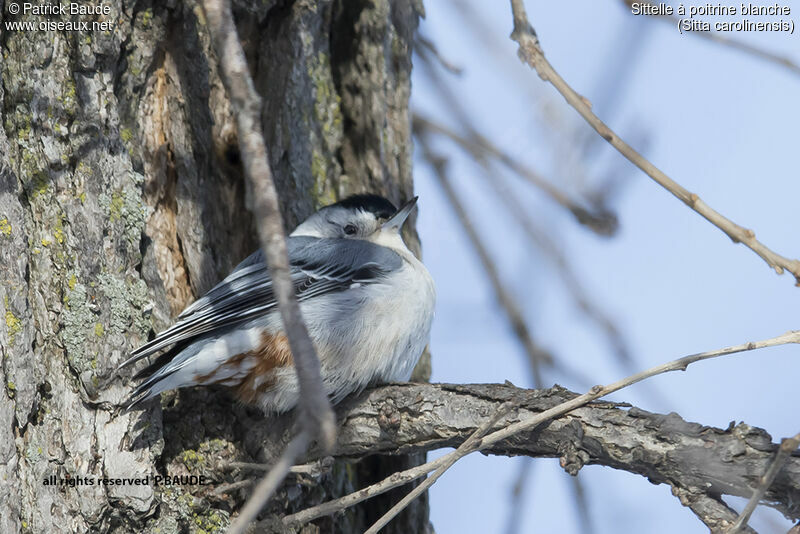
[0,0,160,529]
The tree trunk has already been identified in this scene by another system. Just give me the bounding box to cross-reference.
[0,1,429,532]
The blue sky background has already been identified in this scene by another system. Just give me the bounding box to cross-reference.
[410,1,800,532]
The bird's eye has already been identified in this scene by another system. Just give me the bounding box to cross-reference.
[343,224,358,236]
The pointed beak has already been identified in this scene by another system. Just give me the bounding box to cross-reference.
[382,196,418,232]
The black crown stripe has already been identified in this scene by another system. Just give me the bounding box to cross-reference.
[332,194,397,219]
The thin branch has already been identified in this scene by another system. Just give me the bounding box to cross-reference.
[223,457,334,477]
[283,451,453,527]
[200,0,335,531]
[414,114,618,237]
[568,474,595,534]
[417,43,612,387]
[729,432,800,533]
[363,402,518,534]
[671,484,757,533]
[284,330,800,527]
[227,431,311,533]
[479,175,675,406]
[491,175,630,365]
[475,330,800,453]
[416,128,596,389]
[697,33,800,78]
[508,0,800,286]
[200,0,335,447]
[214,479,254,496]
[288,456,335,476]
[504,458,534,534]
[415,35,464,75]
[621,0,800,79]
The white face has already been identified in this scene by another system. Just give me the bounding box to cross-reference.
[291,206,390,240]
[290,197,417,255]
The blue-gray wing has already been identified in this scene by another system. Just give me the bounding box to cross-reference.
[119,237,403,368]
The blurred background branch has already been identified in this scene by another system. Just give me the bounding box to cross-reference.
[509,0,800,286]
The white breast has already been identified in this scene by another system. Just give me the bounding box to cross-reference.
[353,258,436,382]
[294,256,433,398]
[254,238,436,412]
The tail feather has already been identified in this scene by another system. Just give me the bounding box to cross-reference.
[120,327,264,410]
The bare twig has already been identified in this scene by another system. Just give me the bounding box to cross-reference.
[285,330,800,527]
[445,0,620,195]
[415,35,464,75]
[447,0,541,85]
[671,484,756,533]
[223,457,335,477]
[492,175,629,364]
[228,431,311,533]
[416,132,548,386]
[729,432,800,533]
[414,114,618,236]
[508,0,800,286]
[288,456,335,476]
[621,0,800,79]
[568,474,595,534]
[697,33,800,78]
[417,37,609,386]
[283,451,454,526]
[416,126,596,389]
[363,402,517,534]
[214,479,255,496]
[200,0,335,531]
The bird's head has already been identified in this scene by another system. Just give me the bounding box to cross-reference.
[291,194,418,249]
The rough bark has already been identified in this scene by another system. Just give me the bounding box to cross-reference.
[1,0,426,532]
[242,383,799,532]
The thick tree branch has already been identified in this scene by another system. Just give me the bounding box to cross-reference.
[267,330,800,529]
[265,382,800,527]
[232,332,798,533]
[508,0,800,286]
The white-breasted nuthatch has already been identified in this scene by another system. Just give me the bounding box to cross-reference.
[120,194,435,412]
